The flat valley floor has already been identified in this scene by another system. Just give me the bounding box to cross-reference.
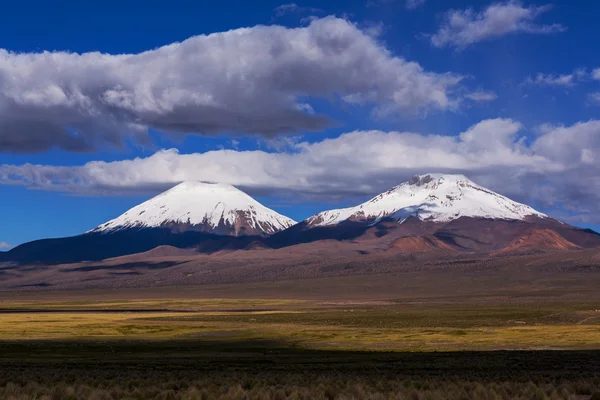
[2,270,600,399]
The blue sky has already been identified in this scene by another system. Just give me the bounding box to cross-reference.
[1,0,600,247]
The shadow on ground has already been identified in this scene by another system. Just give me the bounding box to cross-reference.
[2,340,600,399]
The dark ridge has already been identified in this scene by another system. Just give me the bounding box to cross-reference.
[61,261,182,273]
[109,271,141,276]
[12,282,51,288]
[266,220,369,248]
[4,228,265,265]
[433,232,473,250]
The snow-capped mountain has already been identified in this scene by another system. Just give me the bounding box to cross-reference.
[94,181,296,236]
[4,175,600,266]
[305,174,547,227]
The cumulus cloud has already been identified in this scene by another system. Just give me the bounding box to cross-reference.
[0,17,464,154]
[406,0,426,9]
[429,1,565,48]
[0,242,12,250]
[4,118,600,222]
[465,90,498,102]
[593,68,600,81]
[361,21,386,38]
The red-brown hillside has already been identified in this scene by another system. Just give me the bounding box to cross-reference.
[388,235,455,253]
[494,229,580,255]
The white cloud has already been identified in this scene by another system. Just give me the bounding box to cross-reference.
[465,90,498,102]
[429,1,565,48]
[361,21,386,38]
[524,73,575,87]
[593,68,600,81]
[575,68,588,80]
[0,17,463,154]
[523,68,596,88]
[274,3,301,16]
[406,0,426,10]
[0,242,12,250]
[273,3,323,18]
[589,92,600,105]
[5,118,600,222]
[0,119,534,195]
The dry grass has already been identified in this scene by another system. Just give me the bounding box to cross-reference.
[1,345,600,399]
[2,371,599,399]
[2,299,600,398]
[1,300,600,351]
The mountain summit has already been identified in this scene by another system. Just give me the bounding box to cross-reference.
[305,173,547,227]
[94,181,296,236]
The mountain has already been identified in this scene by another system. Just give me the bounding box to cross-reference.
[305,174,547,227]
[93,181,296,236]
[3,174,600,267]
[2,181,295,264]
[269,174,600,253]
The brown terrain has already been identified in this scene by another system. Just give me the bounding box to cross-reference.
[493,228,581,255]
[1,213,600,304]
[387,235,455,253]
[1,216,600,304]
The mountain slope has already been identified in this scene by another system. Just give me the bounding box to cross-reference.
[494,229,581,255]
[305,174,547,227]
[94,181,296,236]
[387,235,455,253]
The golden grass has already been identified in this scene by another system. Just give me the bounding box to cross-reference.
[2,299,600,351]
[0,312,203,339]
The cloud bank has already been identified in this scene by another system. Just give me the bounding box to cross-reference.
[2,118,600,222]
[0,17,463,154]
[430,1,565,48]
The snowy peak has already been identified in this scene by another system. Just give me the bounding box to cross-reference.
[305,174,547,227]
[93,181,296,236]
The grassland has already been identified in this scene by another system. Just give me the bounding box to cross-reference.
[1,299,600,351]
[2,298,600,399]
[2,345,600,399]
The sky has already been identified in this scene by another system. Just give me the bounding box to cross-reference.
[1,0,600,248]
